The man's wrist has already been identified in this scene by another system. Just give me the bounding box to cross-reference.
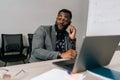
[57,53,62,59]
[69,37,76,41]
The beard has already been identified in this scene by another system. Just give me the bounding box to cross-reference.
[55,22,69,33]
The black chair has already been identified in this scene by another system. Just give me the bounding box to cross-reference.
[27,34,33,59]
[1,34,28,66]
[0,48,1,60]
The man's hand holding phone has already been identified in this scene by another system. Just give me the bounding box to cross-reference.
[68,23,76,40]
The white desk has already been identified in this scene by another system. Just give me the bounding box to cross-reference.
[0,51,120,80]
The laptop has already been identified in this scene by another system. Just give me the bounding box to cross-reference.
[53,35,120,73]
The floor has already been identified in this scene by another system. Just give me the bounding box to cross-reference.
[0,48,30,67]
[0,58,29,67]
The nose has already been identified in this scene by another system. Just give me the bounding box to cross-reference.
[59,18,65,24]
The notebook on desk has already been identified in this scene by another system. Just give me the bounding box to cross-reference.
[53,35,120,73]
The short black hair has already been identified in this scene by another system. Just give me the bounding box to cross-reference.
[58,9,72,20]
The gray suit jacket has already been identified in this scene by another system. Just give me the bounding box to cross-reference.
[30,25,76,62]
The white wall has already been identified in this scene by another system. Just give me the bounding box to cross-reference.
[0,0,81,34]
[87,0,120,36]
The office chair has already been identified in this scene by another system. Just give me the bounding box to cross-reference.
[1,34,28,66]
[0,48,1,60]
[27,34,33,59]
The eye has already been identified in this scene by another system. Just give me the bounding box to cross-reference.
[57,17,68,22]
[64,18,68,22]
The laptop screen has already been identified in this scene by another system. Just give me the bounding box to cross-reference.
[72,35,120,73]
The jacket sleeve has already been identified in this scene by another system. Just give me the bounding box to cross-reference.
[31,26,59,61]
[66,36,76,50]
[69,38,76,50]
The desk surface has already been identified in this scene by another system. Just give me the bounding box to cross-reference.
[0,51,120,80]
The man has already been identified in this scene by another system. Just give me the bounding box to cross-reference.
[30,9,77,62]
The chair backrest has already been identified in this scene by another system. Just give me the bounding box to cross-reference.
[1,34,23,56]
[28,34,33,55]
[0,48,1,57]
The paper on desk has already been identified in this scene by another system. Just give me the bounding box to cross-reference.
[31,69,85,80]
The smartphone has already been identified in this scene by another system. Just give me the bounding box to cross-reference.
[70,29,72,34]
[67,21,73,34]
[68,21,71,26]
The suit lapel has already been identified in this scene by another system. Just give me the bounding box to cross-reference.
[51,25,56,50]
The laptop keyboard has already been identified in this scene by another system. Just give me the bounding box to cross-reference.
[53,59,75,70]
[64,63,74,69]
